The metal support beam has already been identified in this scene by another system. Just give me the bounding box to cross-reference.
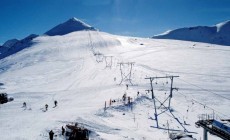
[145,75,179,128]
[204,128,208,140]
[149,78,159,128]
[118,62,135,85]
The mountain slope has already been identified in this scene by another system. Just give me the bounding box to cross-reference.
[153,20,230,46]
[0,30,229,140]
[44,17,96,36]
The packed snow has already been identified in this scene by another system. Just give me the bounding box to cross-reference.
[0,25,230,140]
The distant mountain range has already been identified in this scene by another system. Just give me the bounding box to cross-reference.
[153,20,230,46]
[0,18,229,60]
[0,34,38,59]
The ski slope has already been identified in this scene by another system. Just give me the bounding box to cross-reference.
[0,30,230,140]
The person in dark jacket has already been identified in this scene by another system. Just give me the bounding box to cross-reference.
[45,104,48,111]
[54,100,58,107]
[62,126,65,135]
[49,130,54,140]
[23,102,26,108]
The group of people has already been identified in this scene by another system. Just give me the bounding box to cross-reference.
[49,126,65,140]
[45,100,58,111]
[22,100,58,112]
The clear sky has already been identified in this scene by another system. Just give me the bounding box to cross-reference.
[0,0,230,44]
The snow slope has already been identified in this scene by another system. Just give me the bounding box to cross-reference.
[0,27,230,139]
[45,17,96,36]
[153,20,230,46]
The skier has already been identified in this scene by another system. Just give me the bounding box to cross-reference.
[54,100,58,107]
[128,96,131,104]
[45,104,48,111]
[49,130,54,140]
[62,126,65,135]
[122,93,126,102]
[126,84,128,90]
[109,99,112,106]
[137,91,139,96]
[23,102,26,108]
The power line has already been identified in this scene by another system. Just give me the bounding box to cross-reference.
[138,63,230,101]
[137,64,230,79]
[137,64,230,118]
[175,90,229,118]
[177,78,230,101]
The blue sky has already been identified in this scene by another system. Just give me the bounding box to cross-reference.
[0,0,230,44]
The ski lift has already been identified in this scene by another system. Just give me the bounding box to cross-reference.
[95,52,104,63]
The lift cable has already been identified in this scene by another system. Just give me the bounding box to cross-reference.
[175,90,230,118]
[177,78,230,101]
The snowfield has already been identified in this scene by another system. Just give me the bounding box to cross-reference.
[0,30,229,140]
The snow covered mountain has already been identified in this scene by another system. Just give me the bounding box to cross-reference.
[44,17,96,36]
[153,20,230,46]
[0,34,38,59]
[0,18,230,140]
[0,17,96,60]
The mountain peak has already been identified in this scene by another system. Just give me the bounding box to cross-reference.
[67,17,85,24]
[216,20,230,27]
[44,17,96,36]
[216,20,230,33]
[68,17,80,22]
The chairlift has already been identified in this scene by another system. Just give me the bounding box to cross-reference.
[95,53,104,63]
